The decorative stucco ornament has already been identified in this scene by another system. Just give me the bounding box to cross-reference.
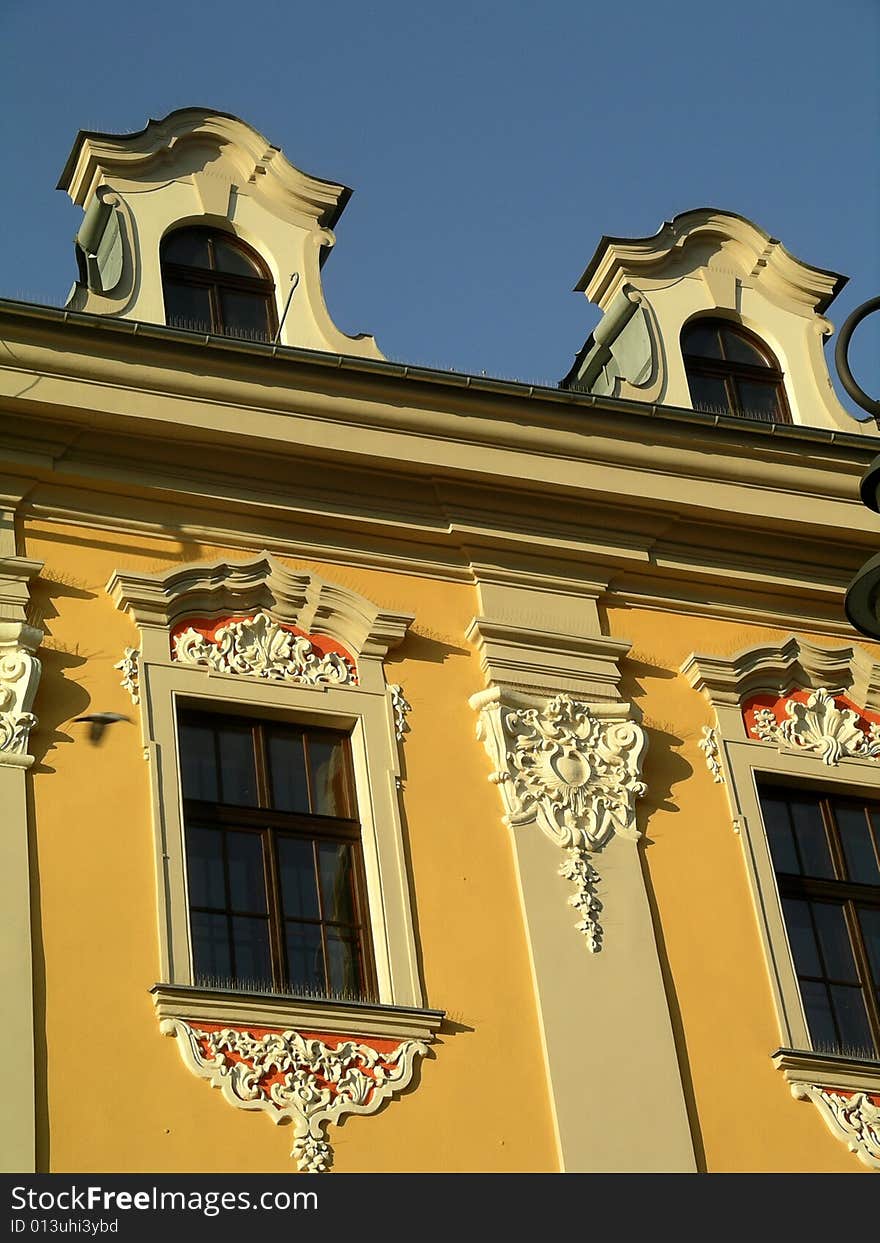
[789,1082,880,1170]
[114,647,140,705]
[161,1019,427,1172]
[750,687,880,766]
[472,691,647,950]
[698,726,724,783]
[0,624,42,764]
[389,684,411,743]
[173,612,355,686]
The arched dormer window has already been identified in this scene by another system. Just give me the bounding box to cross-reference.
[161,226,278,341]
[682,318,790,424]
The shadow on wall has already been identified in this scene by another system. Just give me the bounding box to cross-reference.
[617,650,707,1170]
[617,655,693,817]
[26,574,98,775]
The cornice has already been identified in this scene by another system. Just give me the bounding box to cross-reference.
[0,299,873,458]
[681,635,880,710]
[58,108,351,227]
[577,208,847,313]
[151,984,444,1041]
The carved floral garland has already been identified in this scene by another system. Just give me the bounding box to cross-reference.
[746,687,880,766]
[789,1082,880,1170]
[114,647,140,705]
[162,1019,427,1172]
[473,692,647,951]
[698,726,724,783]
[172,612,356,686]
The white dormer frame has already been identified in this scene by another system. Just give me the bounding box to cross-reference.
[570,209,871,435]
[58,108,383,359]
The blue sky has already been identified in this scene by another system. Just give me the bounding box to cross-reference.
[0,0,877,407]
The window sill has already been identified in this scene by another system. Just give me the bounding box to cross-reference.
[150,983,445,1041]
[772,1047,880,1094]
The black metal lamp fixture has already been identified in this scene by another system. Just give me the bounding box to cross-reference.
[840,299,880,638]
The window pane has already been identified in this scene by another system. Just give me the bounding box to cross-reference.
[319,842,356,924]
[326,929,361,996]
[163,280,213,332]
[720,327,768,367]
[782,898,821,977]
[682,323,722,359]
[812,903,859,982]
[285,923,325,993]
[687,373,730,415]
[836,805,880,884]
[829,985,874,1056]
[179,721,219,802]
[789,797,834,879]
[268,730,310,813]
[309,737,351,817]
[763,795,800,874]
[191,912,231,984]
[163,229,212,267]
[227,831,267,913]
[229,916,272,987]
[733,379,781,423]
[278,837,319,919]
[219,289,272,340]
[858,907,880,984]
[212,237,262,276]
[800,979,837,1050]
[186,826,225,909]
[216,724,257,806]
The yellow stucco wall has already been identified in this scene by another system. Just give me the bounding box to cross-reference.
[606,605,872,1173]
[22,517,875,1174]
[23,521,558,1173]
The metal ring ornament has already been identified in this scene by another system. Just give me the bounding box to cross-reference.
[835,296,880,418]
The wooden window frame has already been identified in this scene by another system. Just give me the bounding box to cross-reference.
[757,782,880,1057]
[682,318,791,424]
[179,709,378,1002]
[161,227,278,339]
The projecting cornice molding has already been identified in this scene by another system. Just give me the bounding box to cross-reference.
[59,108,350,228]
[466,617,631,700]
[108,551,414,680]
[681,636,880,713]
[579,209,846,314]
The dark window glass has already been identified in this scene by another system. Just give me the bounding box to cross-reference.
[759,784,880,1057]
[215,724,257,807]
[180,711,374,1000]
[161,227,277,341]
[278,836,320,920]
[268,729,310,814]
[682,318,790,424]
[838,805,880,885]
[789,798,834,879]
[164,281,212,331]
[310,737,352,818]
[763,795,801,874]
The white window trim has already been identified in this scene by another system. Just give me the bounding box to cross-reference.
[683,635,880,1055]
[108,551,424,1011]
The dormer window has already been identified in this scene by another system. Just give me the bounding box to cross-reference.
[161,226,278,341]
[682,318,790,424]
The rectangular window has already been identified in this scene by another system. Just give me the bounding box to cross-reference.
[178,710,376,1001]
[758,783,880,1058]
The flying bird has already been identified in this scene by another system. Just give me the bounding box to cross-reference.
[74,713,131,744]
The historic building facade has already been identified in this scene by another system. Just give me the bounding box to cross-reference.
[2,109,879,1174]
